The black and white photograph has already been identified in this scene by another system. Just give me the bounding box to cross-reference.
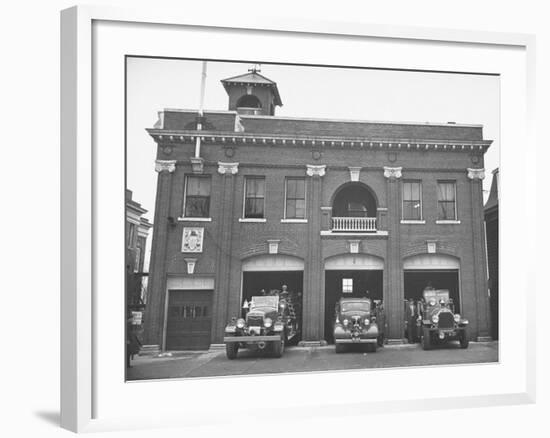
[125,57,500,380]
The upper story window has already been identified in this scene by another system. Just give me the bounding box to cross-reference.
[133,245,141,273]
[236,94,262,109]
[437,181,457,220]
[244,177,265,218]
[402,181,422,220]
[184,175,211,218]
[285,178,306,219]
[127,223,136,248]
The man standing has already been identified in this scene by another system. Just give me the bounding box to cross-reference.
[405,298,420,344]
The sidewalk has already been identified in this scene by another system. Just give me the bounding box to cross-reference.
[127,341,498,381]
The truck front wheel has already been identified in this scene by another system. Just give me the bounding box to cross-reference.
[422,328,432,350]
[460,332,469,349]
[226,342,238,360]
[272,335,285,358]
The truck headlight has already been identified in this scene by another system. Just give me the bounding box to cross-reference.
[343,319,349,326]
[236,318,245,329]
[264,318,273,328]
[431,315,439,324]
[454,314,461,322]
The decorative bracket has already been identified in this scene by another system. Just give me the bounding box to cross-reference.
[348,167,361,182]
[426,240,437,254]
[306,164,326,177]
[467,168,485,180]
[184,258,197,274]
[267,239,280,254]
[383,166,402,179]
[155,160,176,173]
[217,162,239,175]
[190,157,204,174]
[348,240,361,254]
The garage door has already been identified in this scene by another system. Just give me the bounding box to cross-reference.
[166,290,212,350]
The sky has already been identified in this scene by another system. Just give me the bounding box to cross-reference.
[126,57,500,268]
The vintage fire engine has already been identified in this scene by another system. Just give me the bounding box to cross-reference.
[223,294,298,359]
[418,288,469,350]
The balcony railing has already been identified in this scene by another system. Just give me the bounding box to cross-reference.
[331,217,377,232]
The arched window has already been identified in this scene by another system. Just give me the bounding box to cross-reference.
[236,94,262,109]
[332,183,377,218]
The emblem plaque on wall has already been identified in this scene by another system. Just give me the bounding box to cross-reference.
[181,227,204,253]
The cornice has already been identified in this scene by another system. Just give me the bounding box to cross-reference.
[146,129,492,153]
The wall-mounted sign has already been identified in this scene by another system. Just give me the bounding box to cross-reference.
[182,227,204,253]
[131,311,142,325]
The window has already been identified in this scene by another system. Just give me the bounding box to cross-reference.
[402,181,422,220]
[127,223,136,248]
[244,177,265,218]
[437,181,457,220]
[184,176,211,218]
[133,246,141,273]
[236,94,262,109]
[285,178,306,219]
[342,278,353,293]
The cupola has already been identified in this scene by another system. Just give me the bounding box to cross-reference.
[221,66,282,116]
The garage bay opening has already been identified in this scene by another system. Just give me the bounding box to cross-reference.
[324,270,383,343]
[242,271,303,344]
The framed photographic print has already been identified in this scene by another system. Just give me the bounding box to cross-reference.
[61,5,536,433]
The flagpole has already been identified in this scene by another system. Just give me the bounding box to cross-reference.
[195,61,207,158]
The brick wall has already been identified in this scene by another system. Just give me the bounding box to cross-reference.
[145,128,490,346]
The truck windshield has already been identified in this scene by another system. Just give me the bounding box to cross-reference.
[423,289,450,303]
[250,296,279,310]
[341,301,370,312]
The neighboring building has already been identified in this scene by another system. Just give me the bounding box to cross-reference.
[126,189,153,315]
[484,169,499,340]
[143,69,493,352]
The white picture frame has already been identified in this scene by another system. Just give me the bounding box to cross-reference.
[60,5,536,433]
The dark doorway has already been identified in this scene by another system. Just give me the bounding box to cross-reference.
[324,270,383,343]
[242,271,303,302]
[166,290,213,350]
[242,271,304,342]
[403,270,460,311]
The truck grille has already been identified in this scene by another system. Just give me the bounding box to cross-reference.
[438,312,454,329]
[247,315,264,327]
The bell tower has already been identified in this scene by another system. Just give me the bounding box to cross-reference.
[221,66,283,116]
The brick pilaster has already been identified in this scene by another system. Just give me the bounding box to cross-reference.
[211,162,239,344]
[302,165,325,343]
[384,166,404,340]
[143,160,176,349]
[468,168,491,340]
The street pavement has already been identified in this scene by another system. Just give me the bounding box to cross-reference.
[126,341,498,381]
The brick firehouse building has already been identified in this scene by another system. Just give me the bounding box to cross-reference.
[143,69,492,352]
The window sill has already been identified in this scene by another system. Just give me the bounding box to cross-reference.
[436,220,461,224]
[239,218,267,223]
[400,220,425,224]
[281,219,308,223]
[177,217,212,222]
